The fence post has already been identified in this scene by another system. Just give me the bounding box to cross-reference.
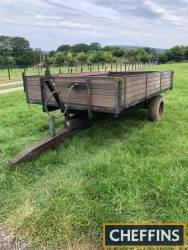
[8,66,10,80]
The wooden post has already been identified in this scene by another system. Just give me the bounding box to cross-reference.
[8,66,10,80]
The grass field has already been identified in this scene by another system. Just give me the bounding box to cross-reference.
[0,63,188,249]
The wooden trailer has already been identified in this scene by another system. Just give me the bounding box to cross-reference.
[10,70,174,164]
[23,70,173,115]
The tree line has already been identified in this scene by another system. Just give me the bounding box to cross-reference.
[0,35,188,67]
[48,43,158,66]
[0,36,42,66]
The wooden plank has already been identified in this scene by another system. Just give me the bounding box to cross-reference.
[61,98,114,107]
[27,90,115,107]
[54,86,115,96]
[161,80,171,86]
[54,76,115,83]
[126,79,146,88]
[147,81,160,88]
[126,75,146,83]
[147,87,161,95]
[161,83,171,89]
[161,75,171,80]
[147,76,160,81]
[126,92,146,103]
[59,93,115,102]
[125,97,145,107]
[126,88,146,98]
[126,96,145,106]
[147,78,160,84]
[147,85,160,92]
[27,85,41,91]
[26,76,40,80]
[161,86,170,90]
[54,80,116,90]
[26,82,40,88]
[126,84,146,93]
[161,72,171,76]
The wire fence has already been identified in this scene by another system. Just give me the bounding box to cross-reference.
[0,62,157,83]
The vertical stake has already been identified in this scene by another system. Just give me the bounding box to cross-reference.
[48,116,56,137]
[8,66,10,80]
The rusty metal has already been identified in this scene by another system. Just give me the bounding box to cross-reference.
[9,128,72,165]
[9,115,91,165]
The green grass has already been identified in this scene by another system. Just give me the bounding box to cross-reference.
[0,63,188,249]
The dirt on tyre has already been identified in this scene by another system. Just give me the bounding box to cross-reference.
[148,95,164,121]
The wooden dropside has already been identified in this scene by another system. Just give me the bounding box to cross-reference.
[24,75,118,114]
[124,71,173,108]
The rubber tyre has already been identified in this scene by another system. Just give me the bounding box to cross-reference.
[148,95,164,121]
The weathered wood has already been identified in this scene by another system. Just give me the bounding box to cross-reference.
[126,88,146,98]
[25,70,173,115]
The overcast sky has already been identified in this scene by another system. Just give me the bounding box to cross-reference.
[0,0,188,50]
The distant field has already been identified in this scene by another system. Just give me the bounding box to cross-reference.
[0,63,187,249]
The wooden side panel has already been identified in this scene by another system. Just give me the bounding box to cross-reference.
[161,72,172,90]
[125,74,147,107]
[25,71,173,113]
[25,76,41,102]
[53,77,116,108]
[125,71,172,107]
[25,75,117,111]
[146,72,161,97]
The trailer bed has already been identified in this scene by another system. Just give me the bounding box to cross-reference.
[23,71,173,115]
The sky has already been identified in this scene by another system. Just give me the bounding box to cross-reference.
[0,0,188,50]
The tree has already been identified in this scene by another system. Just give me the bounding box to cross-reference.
[0,55,15,66]
[102,51,113,63]
[89,42,101,51]
[76,52,87,63]
[49,50,56,57]
[0,36,12,55]
[158,53,168,63]
[112,48,125,57]
[11,36,33,65]
[135,48,150,62]
[65,52,77,66]
[54,51,65,65]
[33,49,43,65]
[57,44,70,53]
[18,49,34,65]
[71,43,89,53]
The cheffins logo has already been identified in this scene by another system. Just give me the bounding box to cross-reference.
[103,223,186,248]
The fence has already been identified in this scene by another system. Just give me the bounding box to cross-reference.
[0,62,157,83]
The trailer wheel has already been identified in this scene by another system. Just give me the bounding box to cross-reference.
[148,95,164,121]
